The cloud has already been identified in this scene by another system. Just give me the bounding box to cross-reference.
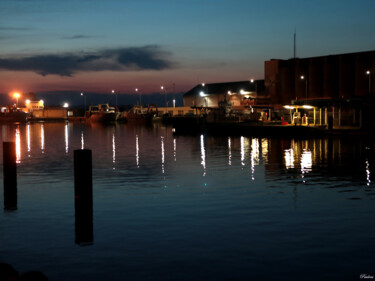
[0,27,32,31]
[62,35,95,40]
[0,46,174,76]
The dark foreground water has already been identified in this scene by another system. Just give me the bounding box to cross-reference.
[1,122,375,281]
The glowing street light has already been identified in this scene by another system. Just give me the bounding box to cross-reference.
[250,78,258,93]
[135,88,142,105]
[301,75,308,101]
[366,70,371,94]
[63,102,69,108]
[13,92,20,107]
[112,89,117,110]
[81,92,87,111]
[161,86,168,107]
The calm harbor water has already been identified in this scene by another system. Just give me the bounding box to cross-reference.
[1,122,375,281]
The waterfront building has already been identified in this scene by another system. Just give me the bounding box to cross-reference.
[265,50,375,105]
[183,80,266,108]
[25,99,44,113]
[265,50,375,127]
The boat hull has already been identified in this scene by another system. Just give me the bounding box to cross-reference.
[0,111,29,123]
[88,112,119,123]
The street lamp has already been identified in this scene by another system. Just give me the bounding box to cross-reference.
[301,75,308,101]
[13,92,20,107]
[135,88,142,106]
[250,78,258,93]
[366,70,371,94]
[161,86,168,107]
[112,90,117,111]
[80,92,86,111]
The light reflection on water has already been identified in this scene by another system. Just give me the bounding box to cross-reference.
[1,122,375,281]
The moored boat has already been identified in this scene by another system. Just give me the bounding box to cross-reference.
[125,104,159,123]
[0,107,29,123]
[86,104,120,123]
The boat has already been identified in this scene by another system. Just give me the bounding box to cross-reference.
[0,107,29,123]
[85,104,120,123]
[125,104,159,123]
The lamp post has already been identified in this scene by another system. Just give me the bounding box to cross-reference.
[250,78,258,94]
[301,75,308,101]
[80,93,86,111]
[161,86,167,107]
[172,83,176,108]
[112,90,117,111]
[201,83,208,107]
[135,88,141,106]
[13,92,20,108]
[366,70,371,94]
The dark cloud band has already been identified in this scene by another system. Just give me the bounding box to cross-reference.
[0,46,173,76]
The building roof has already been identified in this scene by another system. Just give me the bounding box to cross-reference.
[183,80,264,97]
[269,49,375,62]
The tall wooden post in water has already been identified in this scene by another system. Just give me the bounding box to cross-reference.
[74,149,93,245]
[3,142,17,210]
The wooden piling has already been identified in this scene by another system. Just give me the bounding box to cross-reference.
[74,149,93,245]
[3,142,17,210]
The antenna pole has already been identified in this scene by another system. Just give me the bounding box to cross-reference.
[293,29,296,59]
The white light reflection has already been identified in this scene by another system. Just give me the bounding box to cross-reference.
[64,123,69,153]
[301,149,312,183]
[200,134,206,176]
[81,131,85,150]
[27,123,31,155]
[136,135,139,168]
[250,138,260,180]
[173,138,177,161]
[40,123,45,153]
[251,138,260,165]
[15,126,21,163]
[241,136,245,166]
[112,133,116,169]
[284,148,294,169]
[161,136,165,174]
[228,137,232,165]
[366,159,371,186]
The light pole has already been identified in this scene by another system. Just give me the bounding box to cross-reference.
[201,83,209,107]
[135,88,142,106]
[172,83,176,108]
[161,86,167,107]
[112,90,117,111]
[13,92,20,108]
[366,70,371,94]
[250,78,258,94]
[80,93,86,112]
[301,75,308,101]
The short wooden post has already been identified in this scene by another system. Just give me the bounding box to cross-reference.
[3,142,17,210]
[74,149,93,245]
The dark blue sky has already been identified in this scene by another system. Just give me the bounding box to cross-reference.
[0,0,374,96]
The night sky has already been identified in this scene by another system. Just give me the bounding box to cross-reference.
[1,0,374,96]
